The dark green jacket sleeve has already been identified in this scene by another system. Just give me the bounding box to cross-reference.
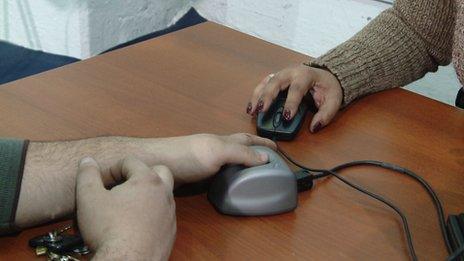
[0,138,29,235]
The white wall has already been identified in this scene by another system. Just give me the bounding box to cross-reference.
[0,1,84,58]
[0,0,389,59]
[193,0,390,57]
[1,0,460,104]
[0,0,190,59]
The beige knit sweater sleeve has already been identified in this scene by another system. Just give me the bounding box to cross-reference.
[313,0,456,106]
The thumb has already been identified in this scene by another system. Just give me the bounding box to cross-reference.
[152,165,174,192]
[76,157,105,199]
[309,97,340,133]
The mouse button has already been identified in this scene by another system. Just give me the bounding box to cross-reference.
[262,99,282,120]
[283,102,308,128]
[258,110,271,123]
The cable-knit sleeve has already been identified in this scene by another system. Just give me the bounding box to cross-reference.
[312,0,455,106]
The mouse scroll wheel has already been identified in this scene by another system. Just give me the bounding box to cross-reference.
[273,107,284,128]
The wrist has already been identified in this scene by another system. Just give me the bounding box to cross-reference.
[139,135,193,185]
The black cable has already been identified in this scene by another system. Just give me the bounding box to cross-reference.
[279,146,455,255]
[323,168,417,261]
[269,107,445,260]
[277,146,418,260]
[447,245,464,261]
[325,160,451,254]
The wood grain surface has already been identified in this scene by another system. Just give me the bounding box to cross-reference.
[0,22,463,260]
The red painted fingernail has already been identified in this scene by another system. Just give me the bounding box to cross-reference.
[312,122,323,133]
[256,100,264,112]
[246,102,252,114]
[283,109,291,121]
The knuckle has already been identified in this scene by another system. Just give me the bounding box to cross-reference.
[274,73,286,82]
[141,174,162,186]
[243,147,256,160]
[121,157,133,172]
[261,87,275,99]
[261,75,271,84]
[153,165,170,175]
[285,100,297,109]
[294,83,306,92]
[252,88,261,97]
[243,133,253,144]
[235,133,253,144]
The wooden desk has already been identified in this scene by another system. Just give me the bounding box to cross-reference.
[0,22,463,260]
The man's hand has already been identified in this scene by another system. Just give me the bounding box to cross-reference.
[148,133,276,185]
[16,133,275,228]
[77,157,175,261]
[246,64,343,132]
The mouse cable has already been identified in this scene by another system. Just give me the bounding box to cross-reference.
[448,245,464,261]
[277,146,418,261]
[270,105,453,259]
[277,147,452,255]
[270,111,418,258]
[278,146,460,261]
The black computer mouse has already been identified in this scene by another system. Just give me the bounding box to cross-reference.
[207,146,298,216]
[256,90,310,141]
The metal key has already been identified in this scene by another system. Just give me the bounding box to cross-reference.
[30,224,73,247]
[72,245,90,255]
[35,246,48,256]
[47,252,61,261]
[59,254,80,261]
[46,224,72,243]
[47,252,80,261]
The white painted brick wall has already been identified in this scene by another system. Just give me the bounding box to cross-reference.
[0,0,460,104]
[0,0,190,59]
[0,0,390,59]
[193,0,389,57]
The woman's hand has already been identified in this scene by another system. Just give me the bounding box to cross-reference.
[246,64,343,132]
[76,157,176,261]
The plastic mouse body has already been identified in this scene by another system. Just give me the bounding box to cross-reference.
[207,146,297,216]
[256,91,308,141]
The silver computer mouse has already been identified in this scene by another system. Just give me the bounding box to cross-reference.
[207,146,298,216]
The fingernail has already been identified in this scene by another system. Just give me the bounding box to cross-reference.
[258,153,269,162]
[312,122,322,133]
[257,100,264,112]
[79,156,97,167]
[283,109,291,121]
[246,102,252,114]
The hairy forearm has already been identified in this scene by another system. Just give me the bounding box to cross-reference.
[92,237,167,261]
[92,241,151,261]
[15,136,185,228]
